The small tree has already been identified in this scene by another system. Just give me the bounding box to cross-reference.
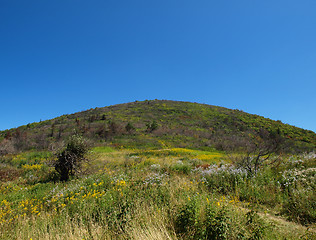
[125,122,135,133]
[230,129,284,176]
[54,135,89,181]
[146,120,158,132]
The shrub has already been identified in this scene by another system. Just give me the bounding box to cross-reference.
[175,200,197,236]
[205,207,231,240]
[146,120,158,132]
[125,122,135,133]
[245,210,269,240]
[170,161,192,174]
[53,135,89,181]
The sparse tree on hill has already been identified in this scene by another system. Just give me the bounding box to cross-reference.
[125,122,135,133]
[146,120,158,132]
[50,123,55,137]
[75,118,80,126]
[230,128,285,176]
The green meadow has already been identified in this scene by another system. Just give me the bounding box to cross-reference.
[0,147,315,240]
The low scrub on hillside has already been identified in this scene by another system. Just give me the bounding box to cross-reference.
[1,100,315,154]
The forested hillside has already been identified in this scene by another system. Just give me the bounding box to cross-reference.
[1,100,315,153]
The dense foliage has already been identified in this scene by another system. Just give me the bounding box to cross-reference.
[54,135,89,181]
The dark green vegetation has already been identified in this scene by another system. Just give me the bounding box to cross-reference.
[0,100,315,154]
[54,135,89,181]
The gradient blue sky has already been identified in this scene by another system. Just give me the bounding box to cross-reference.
[0,0,315,132]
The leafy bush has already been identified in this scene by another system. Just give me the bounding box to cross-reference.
[175,200,197,237]
[125,122,135,133]
[170,161,192,174]
[146,120,158,132]
[53,135,89,181]
[245,210,268,240]
[205,207,231,240]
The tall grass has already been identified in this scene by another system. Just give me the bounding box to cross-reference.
[0,150,315,239]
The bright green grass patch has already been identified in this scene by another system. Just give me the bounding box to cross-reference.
[129,148,224,163]
[91,146,115,153]
[6,151,52,168]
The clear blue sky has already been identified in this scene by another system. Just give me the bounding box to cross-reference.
[0,0,315,132]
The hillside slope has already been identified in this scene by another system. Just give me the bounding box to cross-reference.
[0,100,315,152]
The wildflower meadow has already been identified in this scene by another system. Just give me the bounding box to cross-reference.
[0,147,315,239]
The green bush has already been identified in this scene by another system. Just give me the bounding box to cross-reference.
[205,207,231,240]
[54,135,89,181]
[245,210,269,240]
[175,200,197,237]
[170,161,192,174]
[146,120,158,132]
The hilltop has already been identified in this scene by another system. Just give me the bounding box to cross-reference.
[0,100,315,153]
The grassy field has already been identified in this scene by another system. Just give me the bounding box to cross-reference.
[0,147,315,239]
